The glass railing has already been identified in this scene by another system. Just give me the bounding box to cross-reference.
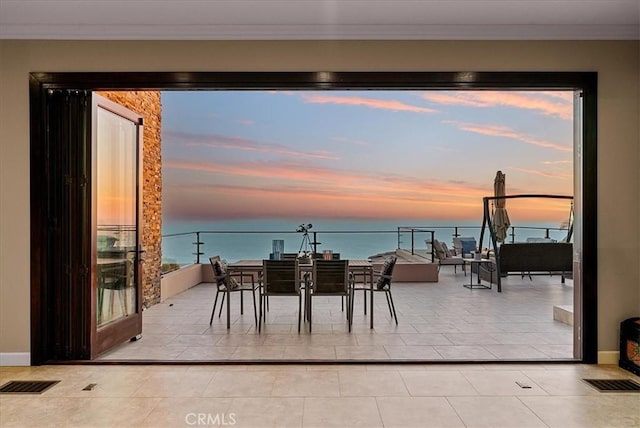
[162,229,399,270]
[161,224,571,272]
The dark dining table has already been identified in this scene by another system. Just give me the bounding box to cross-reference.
[226,259,374,330]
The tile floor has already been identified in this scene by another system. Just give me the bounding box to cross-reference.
[1,363,639,427]
[98,268,575,362]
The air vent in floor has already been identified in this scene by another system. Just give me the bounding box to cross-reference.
[0,380,60,394]
[582,378,640,392]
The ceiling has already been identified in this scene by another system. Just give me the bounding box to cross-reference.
[1,0,638,40]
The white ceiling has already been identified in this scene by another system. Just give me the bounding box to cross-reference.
[1,0,638,40]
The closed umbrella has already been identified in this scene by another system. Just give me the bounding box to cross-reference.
[493,170,510,242]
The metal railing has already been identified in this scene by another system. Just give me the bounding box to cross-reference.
[397,227,435,261]
[507,225,569,243]
[161,224,571,272]
[163,229,399,266]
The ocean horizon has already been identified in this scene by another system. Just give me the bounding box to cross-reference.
[161,218,568,265]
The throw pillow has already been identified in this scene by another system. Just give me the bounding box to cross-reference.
[212,260,227,286]
[460,238,477,255]
[441,242,453,258]
[432,239,446,259]
[376,257,396,290]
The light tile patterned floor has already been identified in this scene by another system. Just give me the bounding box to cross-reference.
[1,364,638,427]
[98,268,575,362]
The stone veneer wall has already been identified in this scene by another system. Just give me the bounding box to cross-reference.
[96,91,162,308]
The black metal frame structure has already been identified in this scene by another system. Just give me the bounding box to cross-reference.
[479,194,575,293]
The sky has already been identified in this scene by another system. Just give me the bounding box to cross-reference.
[161,90,574,225]
[96,107,137,226]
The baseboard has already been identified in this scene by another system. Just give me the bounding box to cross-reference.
[0,352,31,366]
[598,351,620,365]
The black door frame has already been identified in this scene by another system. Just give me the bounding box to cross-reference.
[30,71,598,364]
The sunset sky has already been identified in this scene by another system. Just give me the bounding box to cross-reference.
[161,90,574,225]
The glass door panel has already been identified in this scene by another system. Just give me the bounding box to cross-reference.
[96,107,138,326]
[92,94,143,357]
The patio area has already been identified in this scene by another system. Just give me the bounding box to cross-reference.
[98,267,574,362]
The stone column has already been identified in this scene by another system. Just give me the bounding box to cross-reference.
[96,91,162,307]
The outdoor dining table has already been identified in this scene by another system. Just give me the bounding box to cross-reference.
[226,259,374,330]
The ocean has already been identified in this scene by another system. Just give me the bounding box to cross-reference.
[161,219,568,266]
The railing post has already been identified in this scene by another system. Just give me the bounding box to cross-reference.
[510,227,516,243]
[312,231,318,254]
[545,228,550,239]
[411,229,415,254]
[193,231,204,264]
[430,231,435,262]
[397,227,401,249]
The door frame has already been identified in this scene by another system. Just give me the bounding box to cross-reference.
[29,71,598,364]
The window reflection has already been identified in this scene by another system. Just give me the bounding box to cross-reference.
[96,107,138,327]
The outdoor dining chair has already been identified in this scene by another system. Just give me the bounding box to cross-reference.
[307,259,352,332]
[97,255,134,324]
[350,256,399,325]
[259,259,303,333]
[208,256,258,327]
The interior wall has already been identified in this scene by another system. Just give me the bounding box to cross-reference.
[0,40,638,359]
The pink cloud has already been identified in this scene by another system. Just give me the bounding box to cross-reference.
[542,92,575,103]
[164,159,490,204]
[164,130,338,160]
[302,94,437,113]
[445,121,572,152]
[163,182,483,221]
[236,119,255,126]
[422,93,489,108]
[164,158,573,222]
[163,159,572,222]
[510,167,572,179]
[332,136,371,146]
[423,91,572,120]
[542,160,572,165]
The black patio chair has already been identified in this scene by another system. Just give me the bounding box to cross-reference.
[259,259,303,333]
[307,259,352,332]
[209,256,258,327]
[350,256,399,325]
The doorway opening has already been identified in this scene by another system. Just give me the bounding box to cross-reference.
[29,72,597,364]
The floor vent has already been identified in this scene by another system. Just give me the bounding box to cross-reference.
[0,380,60,394]
[583,378,640,392]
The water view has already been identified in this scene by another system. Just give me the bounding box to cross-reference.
[161,218,569,266]
[160,89,574,267]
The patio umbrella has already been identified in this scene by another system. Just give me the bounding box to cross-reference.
[493,170,511,242]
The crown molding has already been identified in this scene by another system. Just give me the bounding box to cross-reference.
[1,23,638,40]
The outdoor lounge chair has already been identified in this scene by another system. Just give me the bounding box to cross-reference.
[432,239,466,275]
[453,236,478,258]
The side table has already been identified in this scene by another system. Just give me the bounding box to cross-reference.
[462,258,495,290]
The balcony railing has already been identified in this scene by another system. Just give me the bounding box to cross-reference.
[161,224,571,274]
